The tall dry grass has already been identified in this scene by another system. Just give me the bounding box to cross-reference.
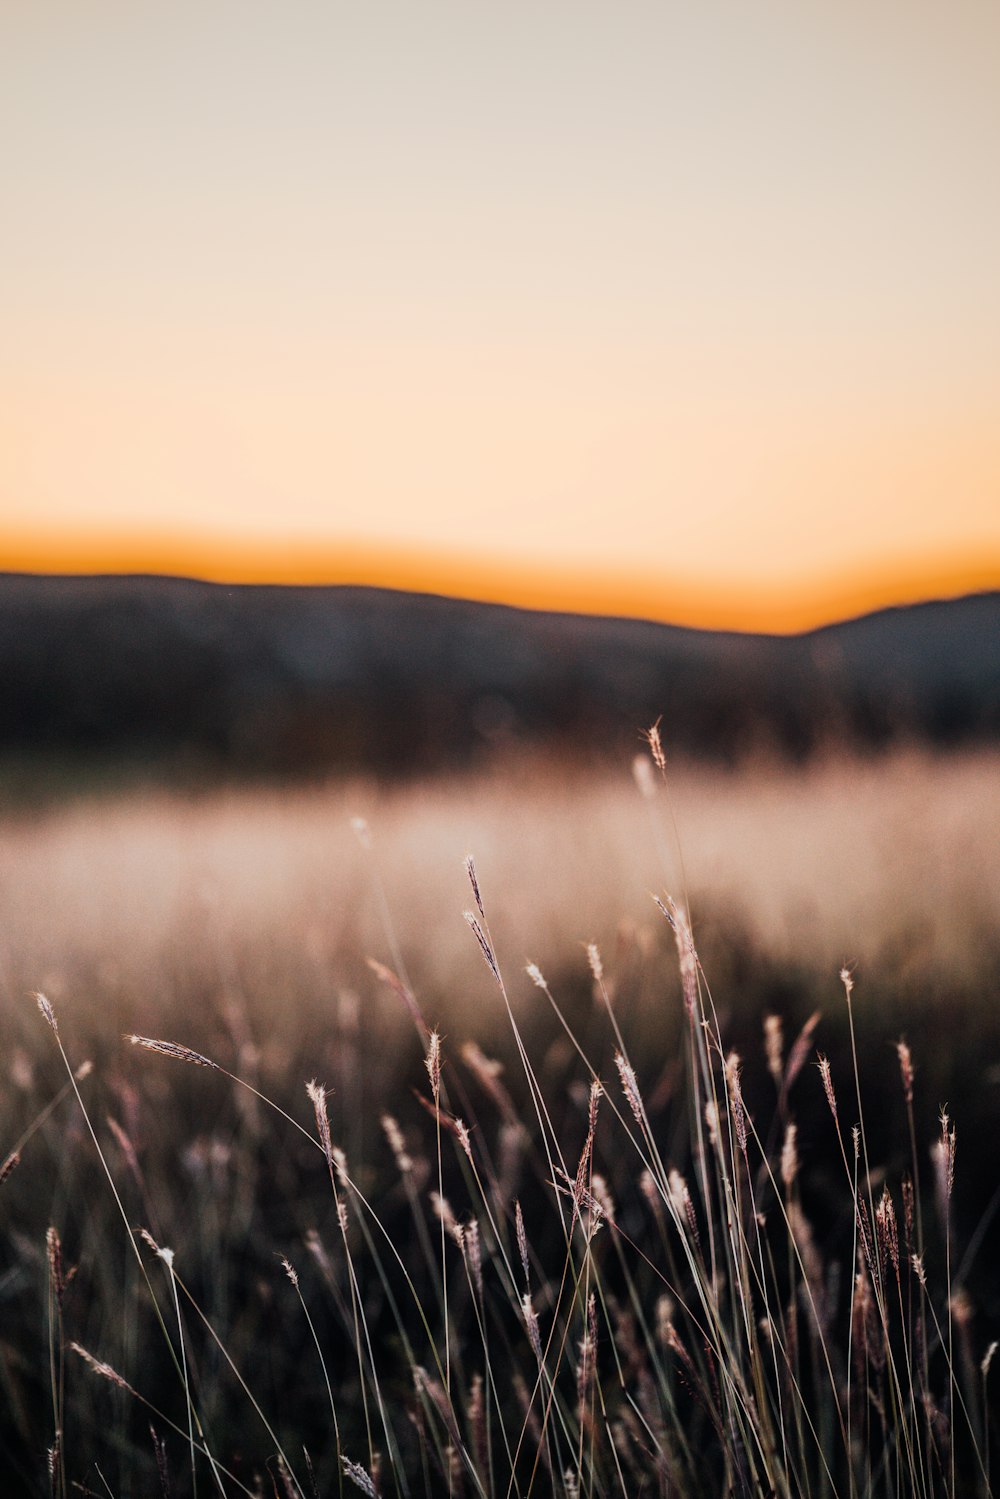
[1,748,998,1494]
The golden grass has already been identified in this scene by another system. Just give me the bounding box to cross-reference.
[3,747,999,1493]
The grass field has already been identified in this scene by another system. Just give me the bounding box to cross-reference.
[2,748,998,1495]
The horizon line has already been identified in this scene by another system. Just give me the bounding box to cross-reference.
[2,532,998,635]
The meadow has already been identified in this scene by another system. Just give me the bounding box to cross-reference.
[1,747,998,1495]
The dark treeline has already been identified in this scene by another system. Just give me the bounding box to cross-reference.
[1,573,998,779]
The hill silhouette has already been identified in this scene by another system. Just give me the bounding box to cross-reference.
[1,573,997,779]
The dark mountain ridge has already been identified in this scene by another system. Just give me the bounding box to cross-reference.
[1,573,997,778]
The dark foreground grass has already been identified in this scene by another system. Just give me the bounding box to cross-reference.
[1,768,999,1497]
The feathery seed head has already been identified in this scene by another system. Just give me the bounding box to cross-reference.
[876,1186,899,1273]
[71,1342,134,1394]
[615,1053,643,1124]
[521,1292,543,1361]
[780,1121,799,1188]
[896,1040,914,1106]
[454,1117,473,1160]
[465,911,501,985]
[932,1109,957,1212]
[515,1199,529,1285]
[306,1080,334,1168]
[817,1055,838,1119]
[35,993,59,1036]
[644,719,667,773]
[431,1191,461,1245]
[465,854,484,917]
[724,1051,748,1153]
[654,1294,675,1349]
[126,1035,219,1070]
[464,1218,483,1299]
[46,1226,64,1303]
[588,1079,602,1135]
[424,1031,442,1099]
[341,1457,377,1496]
[591,1172,616,1224]
[381,1114,413,1174]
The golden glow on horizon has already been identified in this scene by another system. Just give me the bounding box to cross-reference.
[2,527,997,634]
[3,3,999,629]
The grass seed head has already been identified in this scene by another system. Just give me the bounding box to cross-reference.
[784,1010,822,1092]
[896,1040,914,1106]
[465,911,501,986]
[515,1199,529,1285]
[46,1226,64,1303]
[464,1217,483,1299]
[454,1117,473,1160]
[34,992,59,1036]
[465,853,485,917]
[817,1055,838,1119]
[306,1080,334,1169]
[591,1172,616,1224]
[724,1052,748,1153]
[644,719,667,774]
[431,1191,462,1246]
[381,1114,413,1174]
[655,1294,675,1349]
[341,1456,377,1496]
[615,1052,643,1124]
[933,1109,957,1213]
[521,1292,543,1361]
[780,1121,799,1189]
[876,1186,899,1274]
[424,1030,442,1099]
[71,1342,135,1395]
[125,1035,219,1070]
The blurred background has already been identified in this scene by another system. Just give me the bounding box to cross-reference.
[1,4,999,1487]
[1,0,998,1056]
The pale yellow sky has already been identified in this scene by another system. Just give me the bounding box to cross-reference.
[2,1,999,627]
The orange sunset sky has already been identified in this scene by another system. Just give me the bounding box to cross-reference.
[2,2,999,633]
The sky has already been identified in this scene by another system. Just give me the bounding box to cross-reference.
[2,1,999,632]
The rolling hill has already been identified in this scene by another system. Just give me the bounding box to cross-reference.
[0,573,997,779]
